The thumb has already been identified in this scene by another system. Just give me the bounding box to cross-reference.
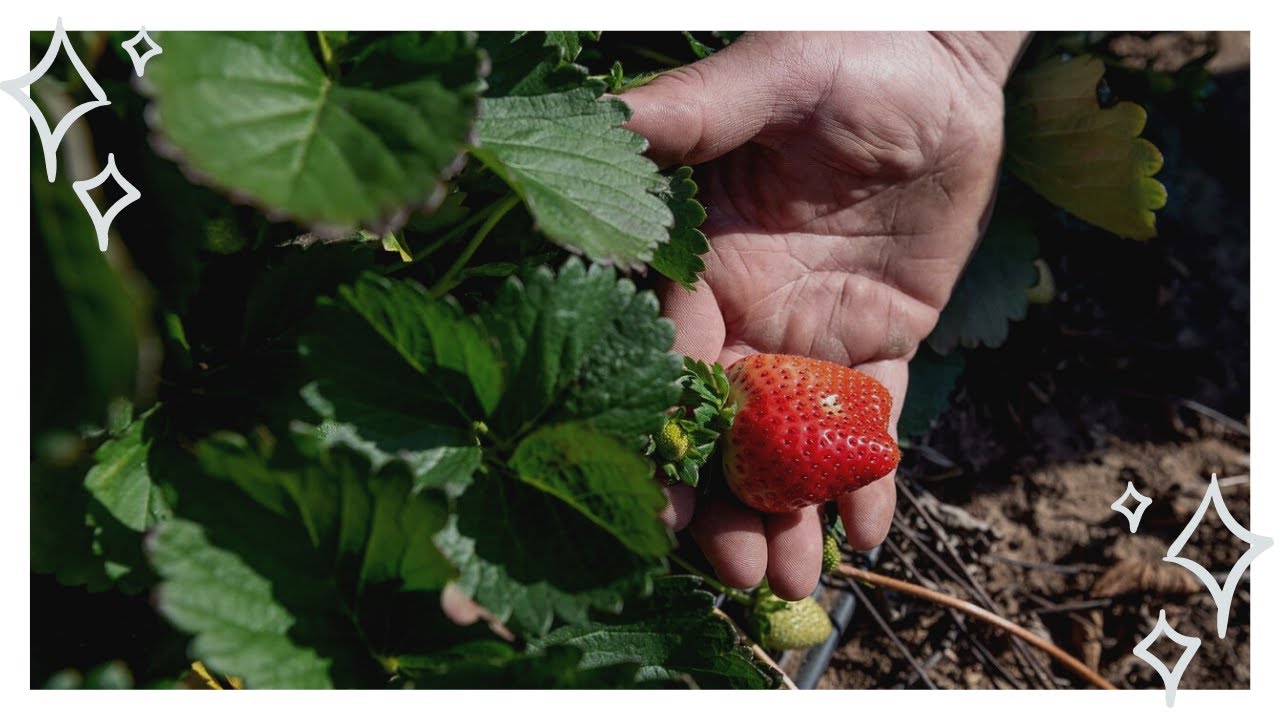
[658,278,725,364]
[620,33,790,168]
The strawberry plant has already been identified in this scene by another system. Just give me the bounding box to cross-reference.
[32,29,780,689]
[30,29,1171,689]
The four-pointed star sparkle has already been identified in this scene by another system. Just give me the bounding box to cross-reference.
[1,17,110,181]
[122,26,163,76]
[1164,472,1273,638]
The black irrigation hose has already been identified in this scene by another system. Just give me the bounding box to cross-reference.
[788,545,882,689]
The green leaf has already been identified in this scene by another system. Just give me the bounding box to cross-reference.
[1005,54,1167,239]
[306,419,482,501]
[149,435,459,688]
[529,575,781,689]
[145,31,481,231]
[926,206,1038,354]
[472,88,674,267]
[434,470,661,636]
[297,275,498,496]
[296,261,682,636]
[379,231,412,261]
[407,187,471,234]
[31,446,122,591]
[298,311,482,496]
[476,32,594,98]
[82,661,135,690]
[398,641,640,689]
[298,387,480,500]
[126,146,231,311]
[649,166,710,288]
[32,411,168,593]
[481,259,681,440]
[541,31,599,62]
[149,518,339,688]
[43,661,136,690]
[551,281,683,446]
[337,274,503,416]
[682,32,717,60]
[31,132,139,435]
[478,260,617,433]
[510,423,672,558]
[900,347,965,438]
[31,448,94,582]
[83,410,172,533]
[241,242,377,348]
[202,433,455,591]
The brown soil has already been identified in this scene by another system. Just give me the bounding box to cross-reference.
[816,435,1251,690]
[813,33,1252,691]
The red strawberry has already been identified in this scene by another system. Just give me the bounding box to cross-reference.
[722,354,899,513]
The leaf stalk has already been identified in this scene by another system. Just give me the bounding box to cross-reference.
[429,194,520,298]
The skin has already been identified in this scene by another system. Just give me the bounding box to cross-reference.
[623,32,1028,600]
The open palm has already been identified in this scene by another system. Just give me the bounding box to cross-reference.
[624,32,1024,599]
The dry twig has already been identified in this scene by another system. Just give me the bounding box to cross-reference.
[837,565,1116,690]
[884,534,1022,687]
[895,480,1060,687]
[844,577,939,689]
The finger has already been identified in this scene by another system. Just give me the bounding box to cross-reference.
[659,279,725,363]
[854,358,907,444]
[659,483,697,531]
[619,33,811,167]
[838,358,908,550]
[689,493,767,589]
[439,583,484,625]
[763,505,824,600]
[440,583,514,641]
[838,475,897,550]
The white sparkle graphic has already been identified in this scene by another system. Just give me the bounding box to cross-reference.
[72,153,140,252]
[1164,473,1272,638]
[1110,480,1152,533]
[1,17,111,181]
[121,27,163,77]
[1133,609,1201,707]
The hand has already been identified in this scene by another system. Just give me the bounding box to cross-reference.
[624,32,1026,599]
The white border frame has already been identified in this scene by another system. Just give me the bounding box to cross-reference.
[4,2,1271,715]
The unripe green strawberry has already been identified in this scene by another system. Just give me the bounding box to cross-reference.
[655,419,691,462]
[722,354,900,513]
[751,586,833,651]
[822,533,841,574]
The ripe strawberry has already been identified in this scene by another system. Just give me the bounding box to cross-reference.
[722,354,899,513]
[750,585,833,651]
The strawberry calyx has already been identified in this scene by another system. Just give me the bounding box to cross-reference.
[648,357,737,487]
